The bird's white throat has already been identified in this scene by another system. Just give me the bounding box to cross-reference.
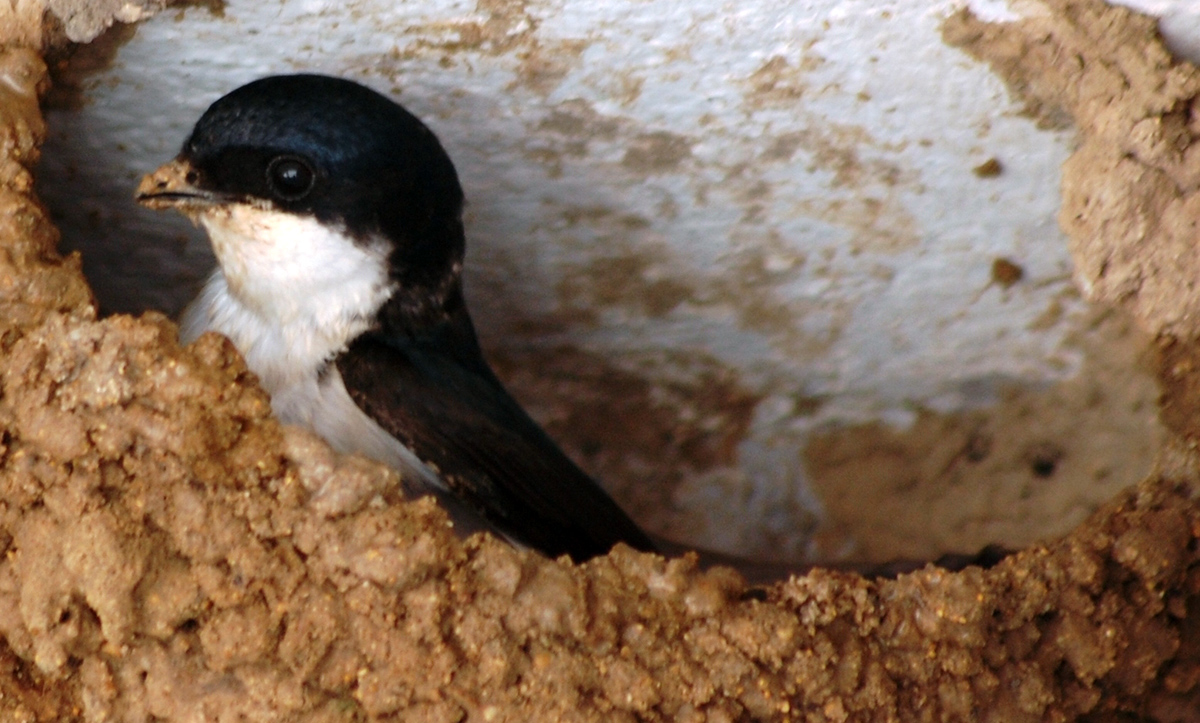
[178,203,445,492]
[180,204,394,391]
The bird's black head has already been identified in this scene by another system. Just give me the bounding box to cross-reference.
[142,74,468,329]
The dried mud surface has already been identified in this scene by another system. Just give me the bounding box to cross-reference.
[944,0,1200,340]
[0,1,1198,721]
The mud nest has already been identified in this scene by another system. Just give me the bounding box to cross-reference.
[0,0,1199,720]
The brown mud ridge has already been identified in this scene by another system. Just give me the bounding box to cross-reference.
[1,0,1199,719]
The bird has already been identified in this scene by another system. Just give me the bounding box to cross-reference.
[135,74,656,562]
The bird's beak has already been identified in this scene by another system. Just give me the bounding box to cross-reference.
[135,157,218,212]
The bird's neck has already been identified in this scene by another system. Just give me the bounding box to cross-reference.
[181,206,396,387]
[180,269,371,392]
[370,279,495,373]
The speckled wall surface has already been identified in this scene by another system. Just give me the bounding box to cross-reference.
[32,0,1198,560]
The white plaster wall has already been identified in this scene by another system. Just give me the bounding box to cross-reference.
[34,0,1200,556]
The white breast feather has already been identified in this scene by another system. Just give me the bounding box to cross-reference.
[180,204,442,491]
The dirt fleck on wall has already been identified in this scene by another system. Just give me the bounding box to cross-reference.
[621,130,695,174]
[546,202,847,361]
[387,0,592,97]
[744,54,817,106]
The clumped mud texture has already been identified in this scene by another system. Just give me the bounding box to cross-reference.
[0,1,1198,720]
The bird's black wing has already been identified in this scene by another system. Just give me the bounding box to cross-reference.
[334,325,656,562]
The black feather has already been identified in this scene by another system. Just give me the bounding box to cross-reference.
[337,306,657,561]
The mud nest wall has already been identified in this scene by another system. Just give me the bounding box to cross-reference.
[0,0,1198,721]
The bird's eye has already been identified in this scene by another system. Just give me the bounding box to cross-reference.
[266,156,315,201]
